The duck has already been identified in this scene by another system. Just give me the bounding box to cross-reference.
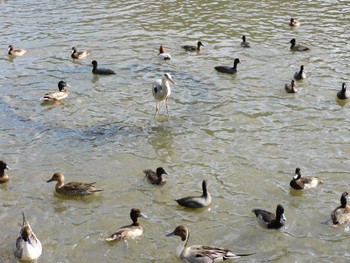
[290,38,310,51]
[71,47,91,59]
[158,45,171,60]
[14,212,42,261]
[285,80,298,93]
[42,80,70,101]
[166,225,254,263]
[143,167,169,185]
[152,73,176,117]
[331,192,350,226]
[337,83,349,100]
[181,41,204,52]
[8,45,27,56]
[46,172,103,196]
[0,160,10,184]
[290,167,323,190]
[91,60,116,75]
[175,180,211,208]
[106,208,146,245]
[252,204,286,229]
[294,65,306,80]
[240,35,251,48]
[214,58,241,74]
[289,18,300,27]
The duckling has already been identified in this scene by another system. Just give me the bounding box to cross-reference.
[252,204,286,229]
[158,45,171,60]
[166,225,254,263]
[337,83,349,100]
[91,60,116,75]
[143,167,168,185]
[285,80,298,93]
[71,47,91,59]
[290,38,310,51]
[14,213,42,261]
[8,45,27,56]
[289,18,300,27]
[106,208,146,245]
[42,80,70,101]
[240,35,251,48]
[0,160,10,184]
[294,65,306,80]
[175,180,211,208]
[46,172,103,196]
[290,167,323,190]
[214,58,241,74]
[331,192,350,226]
[181,41,204,52]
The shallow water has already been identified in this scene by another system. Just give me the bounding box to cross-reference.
[1,0,350,262]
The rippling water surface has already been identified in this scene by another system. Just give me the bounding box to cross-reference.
[1,0,350,262]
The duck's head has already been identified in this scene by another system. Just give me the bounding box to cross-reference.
[293,167,301,180]
[290,38,296,45]
[234,58,241,66]
[21,226,33,242]
[164,73,176,85]
[242,35,246,41]
[197,41,204,47]
[130,208,146,223]
[340,192,349,208]
[91,60,98,67]
[276,204,286,221]
[47,172,65,184]
[156,167,169,177]
[0,160,10,170]
[58,81,70,91]
[8,45,14,51]
[166,225,189,241]
[159,45,165,54]
[71,47,77,54]
[342,83,347,92]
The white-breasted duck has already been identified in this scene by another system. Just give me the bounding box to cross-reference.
[294,65,306,80]
[158,45,171,60]
[285,80,298,93]
[240,35,251,48]
[91,60,116,75]
[289,18,300,27]
[42,80,70,102]
[182,41,204,52]
[71,47,91,59]
[8,45,27,56]
[152,73,176,118]
[252,204,286,229]
[290,38,310,51]
[214,58,241,74]
[331,192,350,226]
[175,180,211,208]
[337,83,349,100]
[143,167,169,185]
[290,167,323,190]
[0,160,10,184]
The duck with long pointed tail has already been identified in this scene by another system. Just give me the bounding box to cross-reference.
[175,180,211,208]
[166,225,255,263]
[152,73,176,118]
[14,213,42,261]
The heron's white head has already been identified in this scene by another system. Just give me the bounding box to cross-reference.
[164,73,176,85]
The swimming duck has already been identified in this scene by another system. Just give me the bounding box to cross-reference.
[8,45,27,56]
[106,208,146,244]
[143,167,169,185]
[14,212,42,261]
[42,80,70,101]
[182,41,204,52]
[331,192,350,226]
[285,80,298,93]
[152,73,176,117]
[71,47,91,59]
[166,225,254,263]
[240,35,251,48]
[289,18,300,27]
[91,60,116,75]
[46,172,103,196]
[158,45,171,60]
[337,83,349,100]
[175,180,211,208]
[290,167,323,190]
[294,65,306,80]
[214,58,241,74]
[290,38,310,51]
[252,204,286,229]
[0,160,10,184]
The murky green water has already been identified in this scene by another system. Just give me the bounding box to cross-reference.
[1,0,350,262]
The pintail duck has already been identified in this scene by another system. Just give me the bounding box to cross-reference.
[46,172,103,196]
[8,45,27,56]
[252,204,286,229]
[106,208,146,245]
[290,38,310,51]
[290,167,323,190]
[331,192,350,226]
[71,47,91,59]
[175,180,211,208]
[289,18,300,27]
[158,45,171,60]
[42,80,70,101]
[294,65,306,80]
[214,58,241,74]
[14,212,42,261]
[166,225,254,263]
[152,73,176,118]
[285,80,298,93]
[143,167,169,185]
[0,160,10,184]
[91,60,116,75]
[337,83,349,100]
[240,35,251,48]
[182,41,204,52]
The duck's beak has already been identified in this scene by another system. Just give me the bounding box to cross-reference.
[46,178,54,183]
[281,213,287,221]
[165,231,175,237]
[164,170,169,175]
[140,212,148,219]
[5,165,11,170]
[66,83,71,88]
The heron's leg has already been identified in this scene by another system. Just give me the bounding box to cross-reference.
[154,102,159,118]
[165,98,169,117]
